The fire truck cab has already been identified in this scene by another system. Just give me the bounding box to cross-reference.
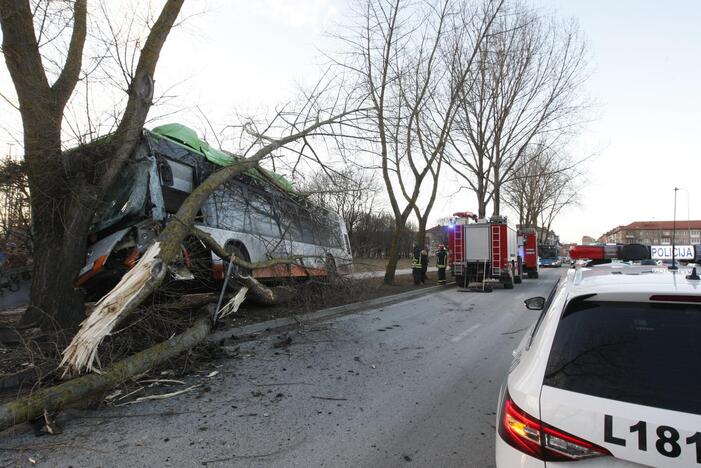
[448,213,520,289]
[517,228,539,279]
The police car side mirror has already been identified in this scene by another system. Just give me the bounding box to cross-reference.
[524,296,546,310]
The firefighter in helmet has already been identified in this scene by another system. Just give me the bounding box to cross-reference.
[436,243,448,285]
[412,241,422,285]
[420,248,429,283]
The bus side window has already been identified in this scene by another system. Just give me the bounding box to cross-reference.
[279,202,302,241]
[299,211,317,244]
[247,189,282,238]
[213,181,247,232]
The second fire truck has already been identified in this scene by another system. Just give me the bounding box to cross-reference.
[448,213,521,289]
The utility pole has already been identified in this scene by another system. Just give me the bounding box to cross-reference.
[671,187,678,270]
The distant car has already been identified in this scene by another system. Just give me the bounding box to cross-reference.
[495,263,701,467]
[658,258,683,268]
[538,257,561,268]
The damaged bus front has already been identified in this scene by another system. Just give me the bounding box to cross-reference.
[76,124,353,298]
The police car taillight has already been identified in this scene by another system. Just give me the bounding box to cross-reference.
[499,392,611,461]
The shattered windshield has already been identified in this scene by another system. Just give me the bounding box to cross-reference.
[91,159,151,232]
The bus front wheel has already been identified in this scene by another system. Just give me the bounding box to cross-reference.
[225,243,251,290]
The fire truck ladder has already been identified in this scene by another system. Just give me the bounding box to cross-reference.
[491,224,501,278]
[453,224,464,275]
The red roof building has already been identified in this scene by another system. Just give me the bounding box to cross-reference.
[597,220,701,245]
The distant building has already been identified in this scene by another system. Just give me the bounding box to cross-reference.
[425,225,449,252]
[597,220,701,245]
[581,235,596,244]
[537,228,559,247]
[560,243,577,257]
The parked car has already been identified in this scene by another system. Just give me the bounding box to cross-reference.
[538,257,561,268]
[496,263,701,467]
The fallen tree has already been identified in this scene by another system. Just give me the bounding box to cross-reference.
[0,312,212,432]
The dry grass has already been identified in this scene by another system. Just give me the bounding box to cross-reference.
[351,257,413,273]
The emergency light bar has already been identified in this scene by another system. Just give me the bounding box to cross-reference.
[570,243,701,262]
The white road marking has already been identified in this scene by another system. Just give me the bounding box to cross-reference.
[450,323,481,343]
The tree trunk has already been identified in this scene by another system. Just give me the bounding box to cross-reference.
[382,221,404,285]
[492,165,501,216]
[20,126,94,330]
[0,313,211,432]
[415,216,428,250]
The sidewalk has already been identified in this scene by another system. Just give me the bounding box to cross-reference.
[348,266,437,279]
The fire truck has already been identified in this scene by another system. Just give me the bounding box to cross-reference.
[517,228,539,279]
[448,213,520,289]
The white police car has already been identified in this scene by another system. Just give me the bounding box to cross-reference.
[496,263,701,467]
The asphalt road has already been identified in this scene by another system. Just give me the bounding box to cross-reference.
[1,269,563,468]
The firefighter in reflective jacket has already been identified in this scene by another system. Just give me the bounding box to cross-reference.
[436,244,448,285]
[412,242,422,285]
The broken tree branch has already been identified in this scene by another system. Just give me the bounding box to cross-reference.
[0,313,211,432]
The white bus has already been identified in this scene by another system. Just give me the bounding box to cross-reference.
[76,124,352,297]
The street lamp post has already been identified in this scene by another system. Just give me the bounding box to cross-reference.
[671,187,678,270]
[677,187,691,242]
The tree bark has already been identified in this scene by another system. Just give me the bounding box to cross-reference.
[0,313,211,432]
[382,221,404,285]
[0,0,185,331]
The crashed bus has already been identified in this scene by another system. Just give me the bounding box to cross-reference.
[76,123,352,297]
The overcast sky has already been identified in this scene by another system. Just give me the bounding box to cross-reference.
[2,0,700,244]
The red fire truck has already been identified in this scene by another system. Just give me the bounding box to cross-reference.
[448,213,520,289]
[517,228,539,279]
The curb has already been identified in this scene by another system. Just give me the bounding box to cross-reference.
[207,283,449,343]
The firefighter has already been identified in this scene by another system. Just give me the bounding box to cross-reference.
[436,244,448,284]
[412,242,422,285]
[420,248,429,283]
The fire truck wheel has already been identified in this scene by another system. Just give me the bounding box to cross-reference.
[530,272,539,279]
[514,275,522,284]
[503,279,514,289]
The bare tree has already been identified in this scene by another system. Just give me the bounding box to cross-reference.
[407,1,503,247]
[298,166,381,245]
[1,0,186,330]
[502,142,582,234]
[0,157,31,251]
[338,0,501,283]
[448,1,588,218]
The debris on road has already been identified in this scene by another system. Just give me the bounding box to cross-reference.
[119,384,202,406]
[272,335,292,348]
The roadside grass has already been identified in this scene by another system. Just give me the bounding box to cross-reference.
[351,257,413,272]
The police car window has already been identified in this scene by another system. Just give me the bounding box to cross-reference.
[526,280,559,350]
[543,300,701,415]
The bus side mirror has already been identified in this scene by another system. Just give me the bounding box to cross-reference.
[524,296,545,310]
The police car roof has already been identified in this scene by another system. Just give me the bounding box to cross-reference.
[565,263,701,300]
